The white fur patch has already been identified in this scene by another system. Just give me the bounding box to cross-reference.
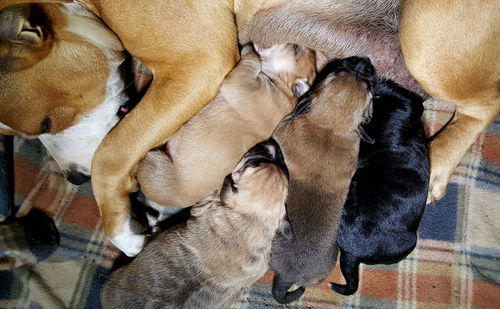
[110,218,148,257]
[0,122,16,133]
[37,3,127,176]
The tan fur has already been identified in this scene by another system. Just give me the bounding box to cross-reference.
[101,141,289,309]
[0,0,497,253]
[0,3,119,135]
[137,44,316,207]
[399,0,500,203]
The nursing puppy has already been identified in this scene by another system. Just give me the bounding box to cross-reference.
[330,79,429,295]
[101,139,290,309]
[137,43,317,207]
[270,57,376,304]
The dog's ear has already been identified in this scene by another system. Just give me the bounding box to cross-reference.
[0,0,71,12]
[190,194,216,217]
[220,174,238,202]
[252,42,278,57]
[292,95,313,116]
[277,213,293,240]
[0,4,46,45]
[356,124,374,144]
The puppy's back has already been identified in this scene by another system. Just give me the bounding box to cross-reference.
[331,79,429,295]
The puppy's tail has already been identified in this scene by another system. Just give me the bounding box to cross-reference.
[329,250,360,295]
[272,273,305,304]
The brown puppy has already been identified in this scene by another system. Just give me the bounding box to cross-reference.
[269,57,375,304]
[399,0,500,204]
[101,139,290,309]
[137,43,317,208]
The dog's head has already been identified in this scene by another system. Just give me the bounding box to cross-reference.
[253,43,317,98]
[220,138,289,221]
[292,56,376,137]
[0,2,127,184]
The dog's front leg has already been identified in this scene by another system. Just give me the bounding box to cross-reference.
[427,102,500,204]
[91,58,238,256]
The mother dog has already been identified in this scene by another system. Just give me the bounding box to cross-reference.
[0,0,498,256]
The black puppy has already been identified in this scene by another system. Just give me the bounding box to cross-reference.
[329,79,429,295]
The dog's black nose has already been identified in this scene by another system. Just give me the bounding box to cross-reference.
[64,166,90,185]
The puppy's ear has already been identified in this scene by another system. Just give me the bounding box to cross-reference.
[277,213,293,240]
[220,174,237,201]
[292,95,313,116]
[191,194,216,217]
[292,79,310,97]
[252,42,278,57]
[357,125,374,144]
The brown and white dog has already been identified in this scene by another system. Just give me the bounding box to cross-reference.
[136,43,317,208]
[0,0,498,256]
[0,3,128,184]
[101,139,290,309]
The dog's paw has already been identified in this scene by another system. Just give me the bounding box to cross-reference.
[426,169,451,205]
[109,219,149,257]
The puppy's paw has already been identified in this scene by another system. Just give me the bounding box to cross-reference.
[109,218,149,257]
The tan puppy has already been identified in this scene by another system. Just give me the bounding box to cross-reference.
[101,139,290,309]
[1,0,496,256]
[399,0,500,203]
[269,57,375,303]
[137,43,317,208]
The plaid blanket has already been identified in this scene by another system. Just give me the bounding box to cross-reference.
[0,99,499,309]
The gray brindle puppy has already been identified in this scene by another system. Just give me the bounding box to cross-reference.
[101,139,290,309]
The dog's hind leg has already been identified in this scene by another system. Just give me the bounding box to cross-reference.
[329,250,360,295]
[399,0,500,204]
[272,273,306,304]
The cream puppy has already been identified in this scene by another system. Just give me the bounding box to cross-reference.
[137,43,317,208]
[101,139,290,309]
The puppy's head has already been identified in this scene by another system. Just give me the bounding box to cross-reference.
[253,43,316,98]
[0,3,126,183]
[293,56,376,136]
[220,138,289,221]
